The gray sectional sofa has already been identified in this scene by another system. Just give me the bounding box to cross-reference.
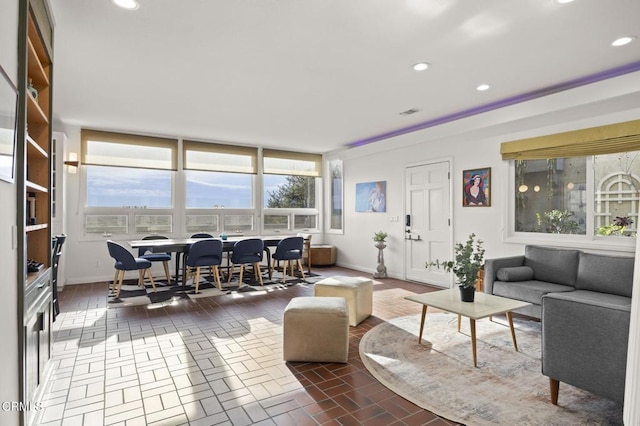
[484,245,634,404]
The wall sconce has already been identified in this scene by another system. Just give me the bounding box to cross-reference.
[518,184,529,193]
[533,185,541,192]
[64,152,79,174]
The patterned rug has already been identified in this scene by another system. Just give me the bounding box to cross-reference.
[107,270,325,307]
[359,313,624,426]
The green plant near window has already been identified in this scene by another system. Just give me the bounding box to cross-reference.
[427,233,485,289]
[536,209,580,234]
[597,216,634,236]
[373,231,388,242]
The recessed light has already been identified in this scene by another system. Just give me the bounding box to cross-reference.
[556,0,575,4]
[400,108,420,116]
[612,36,636,47]
[412,62,430,71]
[476,84,491,91]
[112,0,139,10]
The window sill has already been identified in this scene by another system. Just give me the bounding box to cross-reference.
[504,233,636,256]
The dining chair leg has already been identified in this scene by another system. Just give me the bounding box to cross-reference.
[115,270,125,298]
[255,263,264,286]
[297,259,306,279]
[228,264,235,283]
[138,270,145,287]
[213,265,222,290]
[271,259,277,282]
[146,269,156,292]
[281,260,288,284]
[111,270,119,293]
[238,265,245,288]
[162,261,172,283]
[194,267,201,293]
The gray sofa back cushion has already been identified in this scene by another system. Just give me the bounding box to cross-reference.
[576,252,634,297]
[524,245,580,286]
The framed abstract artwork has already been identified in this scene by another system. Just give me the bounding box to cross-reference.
[462,168,491,207]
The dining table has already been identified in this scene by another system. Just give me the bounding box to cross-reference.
[128,235,294,288]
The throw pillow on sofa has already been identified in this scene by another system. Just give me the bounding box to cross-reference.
[496,266,534,282]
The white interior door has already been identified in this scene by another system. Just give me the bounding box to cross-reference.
[404,161,451,286]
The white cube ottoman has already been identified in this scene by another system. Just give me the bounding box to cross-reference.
[283,296,349,363]
[314,276,373,326]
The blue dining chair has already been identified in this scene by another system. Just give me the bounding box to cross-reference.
[138,235,172,283]
[184,239,224,293]
[272,236,305,283]
[190,233,214,238]
[107,240,156,298]
[228,238,264,287]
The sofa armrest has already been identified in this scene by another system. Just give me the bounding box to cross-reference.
[483,255,525,295]
[542,292,630,403]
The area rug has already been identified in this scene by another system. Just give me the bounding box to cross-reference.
[359,313,623,426]
[108,271,325,307]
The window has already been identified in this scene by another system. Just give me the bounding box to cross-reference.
[80,131,323,237]
[327,159,343,231]
[515,158,587,234]
[81,130,177,235]
[185,215,219,235]
[594,152,640,236]
[185,170,252,208]
[182,139,257,212]
[85,214,128,235]
[183,141,258,234]
[262,149,321,232]
[87,166,173,208]
[82,130,177,209]
[504,119,640,243]
[135,214,173,234]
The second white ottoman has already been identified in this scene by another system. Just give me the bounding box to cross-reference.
[314,276,373,326]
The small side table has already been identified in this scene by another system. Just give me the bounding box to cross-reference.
[310,245,336,266]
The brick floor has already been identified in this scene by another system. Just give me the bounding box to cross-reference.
[36,266,460,425]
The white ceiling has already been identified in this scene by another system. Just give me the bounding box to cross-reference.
[50,0,640,154]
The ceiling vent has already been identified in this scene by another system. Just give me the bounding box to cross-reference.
[400,108,420,116]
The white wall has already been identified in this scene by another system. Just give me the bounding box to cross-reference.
[57,71,640,286]
[1,0,21,423]
[324,71,640,278]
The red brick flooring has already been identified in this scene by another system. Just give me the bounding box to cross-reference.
[37,266,460,425]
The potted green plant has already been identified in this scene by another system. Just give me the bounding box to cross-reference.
[427,233,485,302]
[373,231,388,243]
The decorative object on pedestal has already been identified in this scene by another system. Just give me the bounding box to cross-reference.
[427,233,485,302]
[373,231,388,279]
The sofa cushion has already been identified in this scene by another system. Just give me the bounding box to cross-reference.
[524,246,580,286]
[575,252,634,297]
[543,290,631,314]
[493,280,575,306]
[496,266,534,282]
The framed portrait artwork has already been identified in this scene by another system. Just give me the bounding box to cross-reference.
[462,168,491,207]
[355,181,386,212]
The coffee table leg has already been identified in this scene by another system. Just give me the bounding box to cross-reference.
[469,318,477,368]
[418,305,428,344]
[506,311,519,351]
